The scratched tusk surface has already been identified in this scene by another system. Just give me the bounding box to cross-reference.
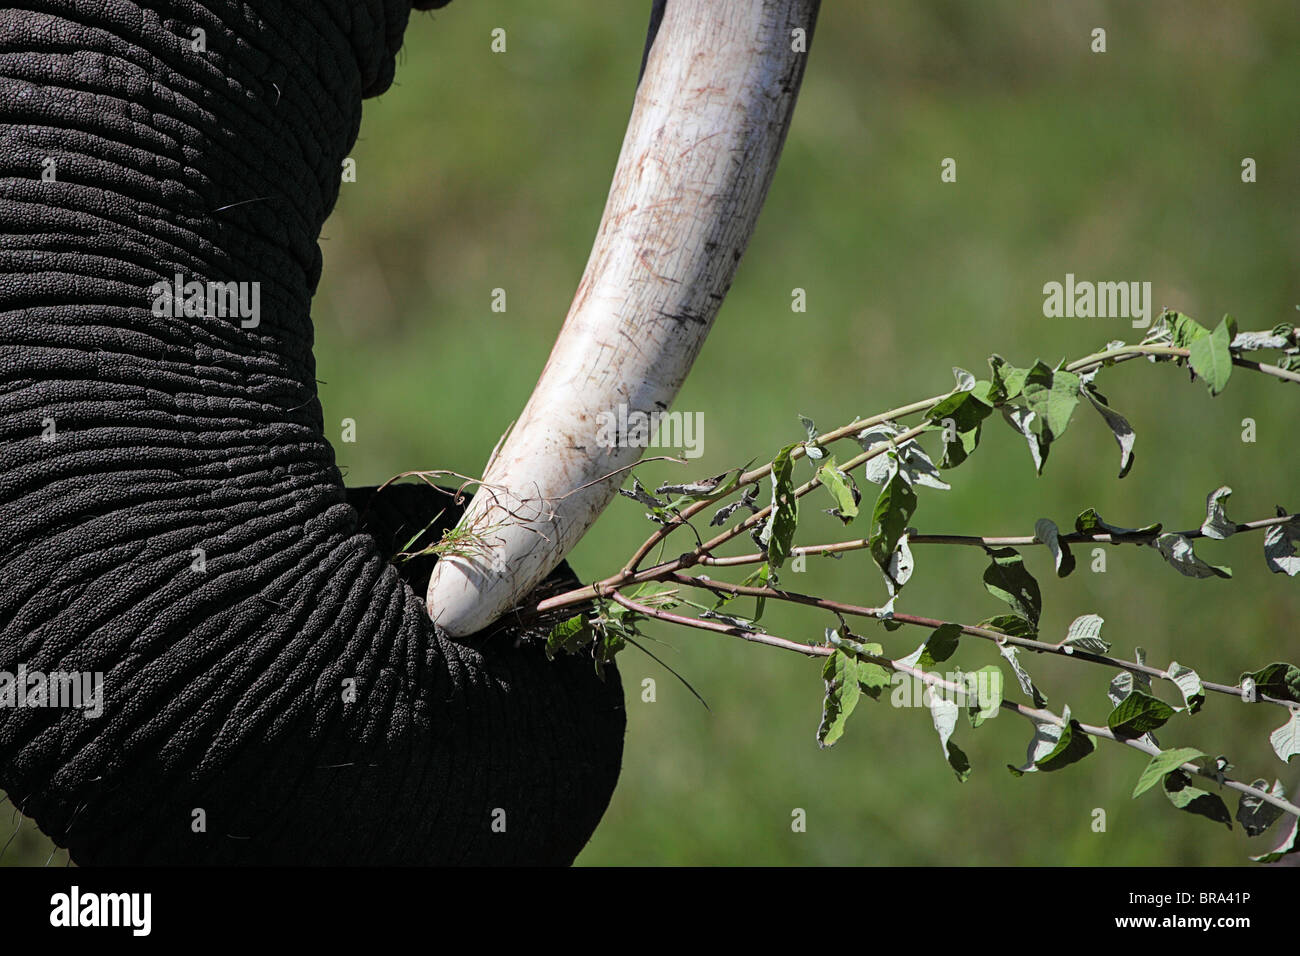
[427,0,821,636]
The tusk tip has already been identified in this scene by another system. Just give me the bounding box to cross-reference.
[426,556,506,638]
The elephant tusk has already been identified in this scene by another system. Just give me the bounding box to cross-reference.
[427,0,820,637]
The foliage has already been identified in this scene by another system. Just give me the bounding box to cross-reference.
[544,313,1300,862]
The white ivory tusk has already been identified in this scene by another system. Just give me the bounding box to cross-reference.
[427,0,820,637]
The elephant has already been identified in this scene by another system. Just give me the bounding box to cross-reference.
[0,0,815,864]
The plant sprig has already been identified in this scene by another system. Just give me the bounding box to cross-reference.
[527,311,1300,863]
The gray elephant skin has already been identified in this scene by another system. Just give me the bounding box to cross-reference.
[0,0,626,864]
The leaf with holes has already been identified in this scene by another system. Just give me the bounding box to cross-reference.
[816,648,860,748]
[760,443,799,569]
[545,614,594,661]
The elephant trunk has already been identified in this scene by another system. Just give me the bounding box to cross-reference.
[0,0,622,864]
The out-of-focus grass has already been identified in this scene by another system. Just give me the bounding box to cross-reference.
[6,0,1297,865]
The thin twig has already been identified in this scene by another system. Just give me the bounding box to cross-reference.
[696,511,1298,567]
[661,572,1294,709]
[612,592,1300,820]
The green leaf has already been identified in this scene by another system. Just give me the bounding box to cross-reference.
[927,392,992,469]
[817,649,861,748]
[1168,311,1210,348]
[760,443,799,569]
[1009,707,1080,775]
[1082,387,1136,479]
[742,562,771,621]
[1034,518,1076,577]
[868,467,917,570]
[945,739,972,782]
[1251,815,1300,864]
[817,457,859,524]
[1108,647,1153,710]
[1269,709,1300,764]
[544,614,593,661]
[978,613,1038,640]
[1001,404,1049,474]
[1074,508,1161,538]
[926,390,969,423]
[920,623,962,668]
[925,687,971,782]
[982,547,1041,626]
[1022,360,1082,439]
[1062,614,1109,654]
[1188,315,1233,395]
[592,618,627,679]
[1108,689,1176,739]
[1133,747,1205,798]
[854,643,891,701]
[798,414,825,460]
[1237,779,1287,837]
[1152,533,1232,579]
[880,533,914,597]
[966,666,1005,728]
[896,623,960,670]
[858,426,949,491]
[1242,663,1300,704]
[998,643,1047,708]
[1200,486,1236,540]
[1167,661,1205,715]
[1264,513,1300,576]
[1035,717,1096,772]
[970,379,995,406]
[988,355,1029,403]
[1162,769,1233,829]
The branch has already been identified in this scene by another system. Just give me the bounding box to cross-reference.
[661,572,1295,709]
[695,511,1298,566]
[611,590,1300,821]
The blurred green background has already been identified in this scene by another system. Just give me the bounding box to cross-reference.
[7,0,1299,865]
